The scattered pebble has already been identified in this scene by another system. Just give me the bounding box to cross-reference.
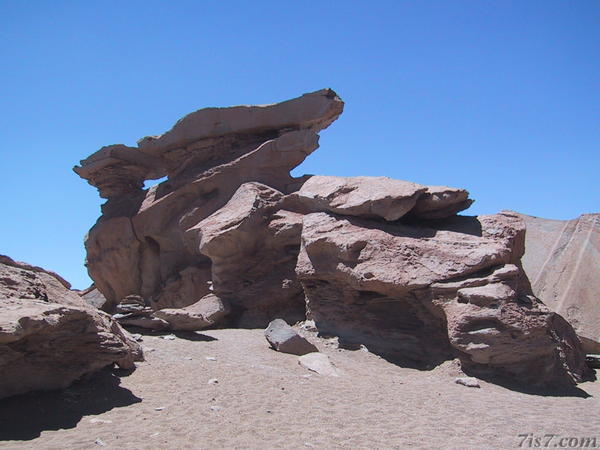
[154,406,166,411]
[206,356,217,361]
[208,378,219,385]
[160,334,176,340]
[151,432,160,437]
[209,405,222,411]
[89,418,113,424]
[185,356,193,360]
[95,439,107,446]
[130,333,143,342]
[455,377,481,388]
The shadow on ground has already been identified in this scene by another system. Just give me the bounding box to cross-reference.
[0,368,141,441]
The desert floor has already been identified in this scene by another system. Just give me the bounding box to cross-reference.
[1,327,599,449]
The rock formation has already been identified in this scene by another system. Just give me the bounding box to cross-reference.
[516,212,600,354]
[0,255,143,399]
[74,89,592,389]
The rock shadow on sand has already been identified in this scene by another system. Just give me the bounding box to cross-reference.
[0,368,142,441]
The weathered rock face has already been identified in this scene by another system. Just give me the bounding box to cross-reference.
[296,212,591,388]
[75,89,591,389]
[153,293,230,331]
[294,176,472,221]
[77,90,343,315]
[516,212,600,354]
[196,182,305,326]
[0,255,143,399]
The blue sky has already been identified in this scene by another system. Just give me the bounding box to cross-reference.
[1,0,598,289]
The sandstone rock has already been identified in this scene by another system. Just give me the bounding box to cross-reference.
[296,212,591,388]
[264,318,318,355]
[515,212,600,353]
[153,294,230,331]
[80,128,324,313]
[411,186,473,219]
[73,89,591,390]
[0,255,143,399]
[293,177,473,222]
[298,353,340,376]
[295,176,426,221]
[196,183,305,326]
[74,89,343,198]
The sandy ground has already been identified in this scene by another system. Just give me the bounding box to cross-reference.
[1,327,599,450]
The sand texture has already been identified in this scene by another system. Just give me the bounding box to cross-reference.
[1,328,599,449]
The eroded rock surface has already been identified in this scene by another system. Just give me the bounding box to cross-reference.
[0,255,143,399]
[74,89,591,389]
[296,212,591,388]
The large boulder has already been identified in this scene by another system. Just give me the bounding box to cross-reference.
[74,89,592,390]
[516,212,600,353]
[295,212,591,388]
[293,176,472,221]
[153,293,230,331]
[0,255,143,399]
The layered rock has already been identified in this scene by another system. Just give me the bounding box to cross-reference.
[77,90,343,313]
[74,89,592,389]
[296,212,590,388]
[516,212,600,354]
[0,255,143,399]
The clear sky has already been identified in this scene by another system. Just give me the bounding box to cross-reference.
[1,0,598,289]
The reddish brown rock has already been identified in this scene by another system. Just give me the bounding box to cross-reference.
[295,213,591,388]
[197,182,305,327]
[294,176,473,222]
[74,89,341,312]
[73,89,591,390]
[516,212,600,353]
[153,294,230,331]
[295,176,426,221]
[411,185,473,219]
[0,255,143,399]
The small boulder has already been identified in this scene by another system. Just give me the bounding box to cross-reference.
[264,319,318,356]
[298,352,340,377]
[455,377,481,388]
[153,294,230,331]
